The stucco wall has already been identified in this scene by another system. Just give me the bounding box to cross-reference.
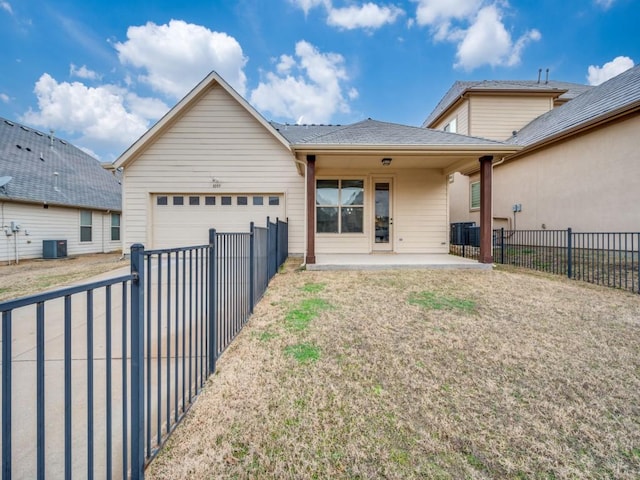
[449,114,640,232]
[493,115,640,232]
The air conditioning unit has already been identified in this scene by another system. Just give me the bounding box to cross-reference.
[43,240,68,259]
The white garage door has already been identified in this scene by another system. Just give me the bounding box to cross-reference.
[152,193,285,249]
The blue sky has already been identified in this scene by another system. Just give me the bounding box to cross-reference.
[0,0,637,160]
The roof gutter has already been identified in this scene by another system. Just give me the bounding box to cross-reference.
[290,143,520,156]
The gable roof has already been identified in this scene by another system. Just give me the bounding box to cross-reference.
[0,117,121,211]
[507,65,640,148]
[115,71,291,168]
[274,118,510,149]
[422,79,592,128]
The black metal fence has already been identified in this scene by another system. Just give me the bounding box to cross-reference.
[0,219,288,479]
[450,226,640,294]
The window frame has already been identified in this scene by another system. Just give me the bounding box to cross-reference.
[316,178,365,234]
[111,213,121,241]
[80,210,92,242]
[470,181,480,211]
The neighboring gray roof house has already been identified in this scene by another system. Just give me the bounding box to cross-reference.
[423,79,593,128]
[273,118,505,147]
[0,117,121,211]
[507,64,640,148]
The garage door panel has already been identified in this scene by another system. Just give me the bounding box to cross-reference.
[152,194,284,249]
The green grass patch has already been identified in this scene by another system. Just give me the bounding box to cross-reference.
[300,282,326,293]
[285,298,332,331]
[408,291,476,312]
[255,331,278,342]
[284,343,320,364]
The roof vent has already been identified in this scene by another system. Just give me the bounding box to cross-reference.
[21,126,29,132]
[16,144,22,149]
[4,120,14,126]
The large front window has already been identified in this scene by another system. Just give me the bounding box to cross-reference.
[316,179,364,233]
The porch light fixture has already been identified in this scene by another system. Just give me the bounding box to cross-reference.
[381,157,392,166]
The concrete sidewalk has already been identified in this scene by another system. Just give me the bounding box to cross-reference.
[1,260,205,478]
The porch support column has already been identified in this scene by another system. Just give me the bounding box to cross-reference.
[305,155,316,264]
[479,155,494,264]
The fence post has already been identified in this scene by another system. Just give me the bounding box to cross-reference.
[275,217,279,271]
[567,228,573,279]
[129,244,145,480]
[208,229,217,373]
[500,228,505,264]
[249,223,255,314]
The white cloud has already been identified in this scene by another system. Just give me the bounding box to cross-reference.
[414,0,480,27]
[22,73,169,156]
[288,0,330,15]
[587,56,634,85]
[412,1,540,70]
[290,0,402,30]
[455,6,541,70]
[594,0,614,9]
[250,40,356,124]
[115,19,248,98]
[0,93,9,103]
[70,64,101,80]
[327,3,404,30]
[0,1,12,14]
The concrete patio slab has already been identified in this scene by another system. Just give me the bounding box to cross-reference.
[307,253,492,271]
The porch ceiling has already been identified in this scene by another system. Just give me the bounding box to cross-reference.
[293,148,518,174]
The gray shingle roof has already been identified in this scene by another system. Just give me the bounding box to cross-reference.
[422,79,592,128]
[507,65,640,147]
[0,117,121,211]
[270,122,344,144]
[274,119,505,146]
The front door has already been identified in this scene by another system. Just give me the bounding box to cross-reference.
[373,179,393,251]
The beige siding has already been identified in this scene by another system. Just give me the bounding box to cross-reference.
[395,169,449,253]
[122,84,305,254]
[432,100,469,135]
[314,168,448,254]
[469,95,554,141]
[492,115,640,232]
[0,202,121,263]
[448,172,472,223]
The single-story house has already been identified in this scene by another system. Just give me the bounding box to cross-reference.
[425,67,640,232]
[0,117,122,263]
[114,72,520,265]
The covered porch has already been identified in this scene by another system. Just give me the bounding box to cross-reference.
[281,120,521,266]
[306,253,491,271]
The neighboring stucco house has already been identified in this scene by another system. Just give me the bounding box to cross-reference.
[0,117,122,263]
[115,72,518,265]
[426,67,640,233]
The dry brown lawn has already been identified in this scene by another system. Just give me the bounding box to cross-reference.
[147,262,640,480]
[0,252,128,301]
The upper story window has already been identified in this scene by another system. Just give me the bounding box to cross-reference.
[316,179,364,234]
[443,117,457,133]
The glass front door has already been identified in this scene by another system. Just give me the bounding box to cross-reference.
[373,180,392,251]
